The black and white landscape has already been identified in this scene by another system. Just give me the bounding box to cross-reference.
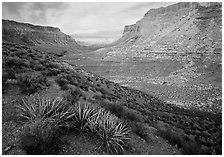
[2,2,222,155]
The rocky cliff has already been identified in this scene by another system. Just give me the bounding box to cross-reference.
[2,19,78,47]
[119,2,222,54]
[78,2,221,113]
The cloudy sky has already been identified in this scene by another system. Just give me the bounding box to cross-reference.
[2,2,175,43]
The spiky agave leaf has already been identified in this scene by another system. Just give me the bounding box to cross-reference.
[87,107,105,133]
[70,102,96,132]
[17,94,74,126]
[97,111,130,154]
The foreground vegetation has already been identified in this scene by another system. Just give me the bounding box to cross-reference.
[17,93,130,154]
[2,42,222,155]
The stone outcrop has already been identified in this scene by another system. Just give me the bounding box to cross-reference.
[123,24,140,35]
[120,2,222,54]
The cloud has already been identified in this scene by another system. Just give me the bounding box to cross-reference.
[2,2,177,41]
[2,2,25,21]
[2,2,65,26]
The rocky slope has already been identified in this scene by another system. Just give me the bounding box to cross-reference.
[2,19,78,47]
[2,42,221,155]
[118,2,222,54]
[65,2,222,113]
[2,19,104,55]
[2,42,183,155]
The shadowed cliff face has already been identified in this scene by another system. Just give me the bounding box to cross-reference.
[2,19,78,47]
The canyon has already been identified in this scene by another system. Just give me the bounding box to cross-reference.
[2,2,222,155]
[64,2,222,113]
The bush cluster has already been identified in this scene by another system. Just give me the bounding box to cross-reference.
[64,88,83,104]
[157,128,211,155]
[17,94,72,154]
[17,94,130,155]
[2,42,65,94]
[70,102,130,154]
[99,101,143,122]
[16,72,50,95]
[97,101,153,142]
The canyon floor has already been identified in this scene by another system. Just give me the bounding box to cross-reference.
[63,47,222,114]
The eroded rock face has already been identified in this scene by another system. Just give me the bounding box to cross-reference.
[123,24,140,35]
[77,2,221,112]
[2,19,78,47]
[121,2,222,54]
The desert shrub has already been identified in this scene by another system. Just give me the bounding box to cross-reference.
[130,122,150,142]
[55,76,69,88]
[88,107,104,133]
[99,101,143,122]
[104,102,124,116]
[2,68,11,92]
[17,94,72,125]
[5,56,26,68]
[17,94,74,154]
[34,64,45,71]
[19,121,62,155]
[17,93,130,154]
[96,112,130,154]
[46,62,61,69]
[157,128,183,148]
[214,144,222,155]
[64,88,83,104]
[44,68,60,76]
[98,87,110,95]
[65,74,75,84]
[122,108,143,122]
[157,128,207,155]
[69,102,96,132]
[181,140,203,155]
[93,95,103,101]
[79,84,89,91]
[16,72,50,95]
[4,56,33,74]
[60,68,70,74]
[15,49,28,56]
[61,84,70,91]
[68,101,130,154]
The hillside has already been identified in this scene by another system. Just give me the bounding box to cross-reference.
[64,2,222,113]
[2,19,101,55]
[2,42,221,155]
[118,2,222,53]
[2,19,78,47]
[2,42,181,155]
[2,2,222,155]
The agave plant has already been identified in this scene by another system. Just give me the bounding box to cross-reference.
[70,102,96,132]
[17,94,75,154]
[97,111,130,154]
[69,101,130,154]
[17,94,73,126]
[88,107,105,133]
